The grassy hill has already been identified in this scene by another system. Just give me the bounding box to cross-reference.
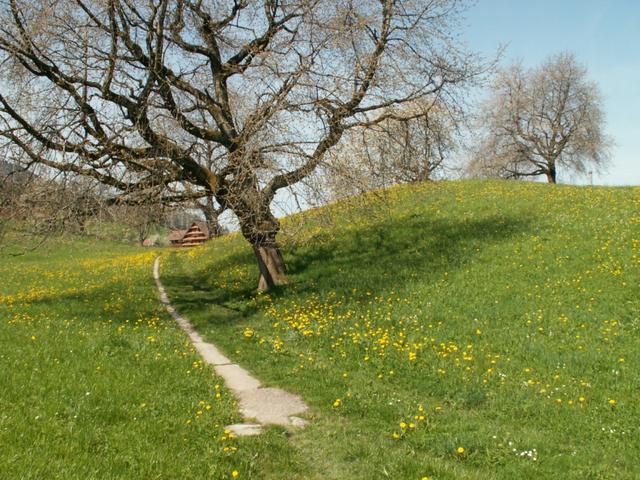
[162,180,640,479]
[2,180,638,479]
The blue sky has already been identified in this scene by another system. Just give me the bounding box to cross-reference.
[463,0,640,185]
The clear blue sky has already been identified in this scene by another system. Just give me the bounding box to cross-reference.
[463,0,640,185]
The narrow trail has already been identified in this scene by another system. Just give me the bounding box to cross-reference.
[153,256,309,436]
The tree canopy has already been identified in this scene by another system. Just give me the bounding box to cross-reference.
[0,0,480,287]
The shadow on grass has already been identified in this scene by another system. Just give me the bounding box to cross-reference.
[9,277,161,325]
[160,250,257,326]
[20,212,533,332]
[161,211,534,327]
[283,213,533,296]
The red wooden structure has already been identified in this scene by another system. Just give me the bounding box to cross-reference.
[169,222,210,247]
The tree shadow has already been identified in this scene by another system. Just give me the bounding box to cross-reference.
[10,277,161,325]
[160,251,257,326]
[281,212,533,299]
[160,211,534,329]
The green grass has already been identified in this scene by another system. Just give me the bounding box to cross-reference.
[0,237,307,479]
[3,180,639,479]
[160,180,640,480]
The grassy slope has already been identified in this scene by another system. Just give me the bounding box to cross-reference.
[162,180,640,480]
[0,238,306,480]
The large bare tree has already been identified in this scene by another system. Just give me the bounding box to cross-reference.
[0,0,479,289]
[469,52,610,183]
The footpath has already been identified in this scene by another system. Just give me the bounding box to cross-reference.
[153,257,309,436]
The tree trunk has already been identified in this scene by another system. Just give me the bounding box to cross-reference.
[201,197,223,237]
[138,226,147,246]
[546,164,557,183]
[235,199,288,290]
[253,243,288,291]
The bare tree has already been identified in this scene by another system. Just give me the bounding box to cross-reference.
[0,0,480,289]
[468,52,610,183]
[107,201,165,245]
[196,196,224,237]
[0,159,24,244]
[323,98,459,199]
[0,163,106,252]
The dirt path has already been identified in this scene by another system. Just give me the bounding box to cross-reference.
[153,256,309,436]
